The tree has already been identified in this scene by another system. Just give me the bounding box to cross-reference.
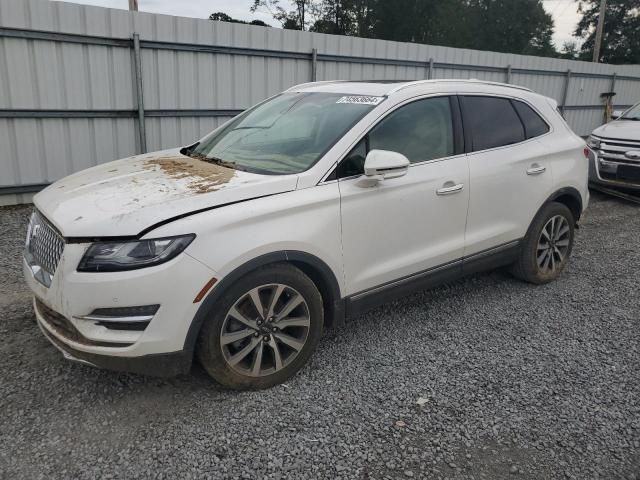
[363,0,557,55]
[558,40,582,60]
[461,0,556,56]
[574,0,640,64]
[251,0,312,30]
[248,0,560,57]
[249,19,271,27]
[309,0,353,35]
[210,12,236,22]
[368,0,440,43]
[209,12,270,27]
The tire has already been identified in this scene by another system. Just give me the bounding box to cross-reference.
[196,263,324,390]
[511,202,575,284]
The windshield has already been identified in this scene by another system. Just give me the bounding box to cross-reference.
[621,103,640,120]
[190,92,381,174]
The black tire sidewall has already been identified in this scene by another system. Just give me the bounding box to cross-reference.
[196,264,324,390]
[520,202,575,284]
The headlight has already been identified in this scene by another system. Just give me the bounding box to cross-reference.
[587,135,601,149]
[77,234,195,272]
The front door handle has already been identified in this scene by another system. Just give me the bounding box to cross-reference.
[526,164,546,175]
[436,182,464,196]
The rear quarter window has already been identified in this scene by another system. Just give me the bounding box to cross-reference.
[512,100,550,139]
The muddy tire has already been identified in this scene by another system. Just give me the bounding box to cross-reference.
[196,264,324,390]
[511,202,575,284]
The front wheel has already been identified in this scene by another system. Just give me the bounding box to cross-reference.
[196,264,324,390]
[511,202,575,284]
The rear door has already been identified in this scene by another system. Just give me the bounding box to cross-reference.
[460,95,553,257]
[337,96,469,297]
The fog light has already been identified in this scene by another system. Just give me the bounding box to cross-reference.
[74,305,160,331]
[89,305,160,318]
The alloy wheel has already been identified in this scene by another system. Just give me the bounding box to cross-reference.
[220,283,311,377]
[536,215,571,274]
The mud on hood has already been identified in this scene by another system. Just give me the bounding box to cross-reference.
[34,149,298,238]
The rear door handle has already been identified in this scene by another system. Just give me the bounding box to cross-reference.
[526,164,546,175]
[436,182,464,196]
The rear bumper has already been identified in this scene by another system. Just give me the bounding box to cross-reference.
[37,311,192,377]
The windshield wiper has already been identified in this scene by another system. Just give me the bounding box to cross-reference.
[185,151,256,172]
[190,152,234,167]
[205,156,238,168]
[231,126,269,131]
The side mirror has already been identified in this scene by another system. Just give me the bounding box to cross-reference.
[357,150,409,187]
[611,110,624,120]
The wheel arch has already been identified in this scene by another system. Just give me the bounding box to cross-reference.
[182,251,345,355]
[544,187,584,226]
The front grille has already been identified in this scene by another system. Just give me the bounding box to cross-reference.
[595,136,640,165]
[35,299,133,348]
[26,211,65,276]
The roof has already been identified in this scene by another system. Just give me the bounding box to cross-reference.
[287,79,533,97]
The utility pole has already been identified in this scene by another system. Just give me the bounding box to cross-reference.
[128,0,138,12]
[592,0,607,62]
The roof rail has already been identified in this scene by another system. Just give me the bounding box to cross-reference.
[285,80,349,92]
[387,79,533,94]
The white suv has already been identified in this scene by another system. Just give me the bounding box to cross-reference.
[24,80,589,389]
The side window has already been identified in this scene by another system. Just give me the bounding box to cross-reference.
[336,97,455,178]
[512,100,550,139]
[462,96,525,151]
[370,97,454,163]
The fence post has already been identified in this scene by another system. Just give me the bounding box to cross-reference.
[132,33,147,154]
[610,72,617,93]
[427,58,434,80]
[505,64,512,84]
[560,69,571,115]
[311,48,317,82]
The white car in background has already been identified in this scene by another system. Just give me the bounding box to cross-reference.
[23,80,589,389]
[588,102,640,191]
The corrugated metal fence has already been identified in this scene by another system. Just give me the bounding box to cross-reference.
[1,0,639,204]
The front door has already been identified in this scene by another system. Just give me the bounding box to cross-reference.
[337,96,470,296]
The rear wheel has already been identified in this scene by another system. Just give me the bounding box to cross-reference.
[196,264,324,389]
[511,202,575,284]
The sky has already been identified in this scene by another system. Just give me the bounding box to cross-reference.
[52,0,583,48]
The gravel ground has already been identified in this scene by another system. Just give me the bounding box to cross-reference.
[0,193,639,480]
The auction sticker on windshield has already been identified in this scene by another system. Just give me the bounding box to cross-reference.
[336,95,385,105]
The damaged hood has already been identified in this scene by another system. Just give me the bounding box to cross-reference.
[34,149,298,237]
[592,120,640,142]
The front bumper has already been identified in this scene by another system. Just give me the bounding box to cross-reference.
[37,313,191,376]
[24,240,218,375]
[589,148,640,191]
